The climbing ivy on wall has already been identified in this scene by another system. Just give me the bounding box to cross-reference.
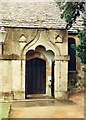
[74,30,86,64]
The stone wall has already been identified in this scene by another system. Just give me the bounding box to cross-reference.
[0,27,69,100]
[1,27,82,100]
[75,64,86,93]
[68,64,86,94]
[68,72,77,93]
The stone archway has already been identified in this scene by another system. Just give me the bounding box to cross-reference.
[20,29,69,100]
[25,46,55,98]
[25,51,46,98]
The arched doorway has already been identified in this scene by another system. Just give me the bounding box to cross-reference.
[68,37,76,92]
[25,57,46,98]
[25,51,47,98]
[68,38,76,71]
[25,45,55,98]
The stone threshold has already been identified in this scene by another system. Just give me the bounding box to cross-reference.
[0,98,54,103]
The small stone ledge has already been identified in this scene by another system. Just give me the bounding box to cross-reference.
[56,55,70,61]
[13,91,25,100]
[0,54,20,60]
[1,92,13,100]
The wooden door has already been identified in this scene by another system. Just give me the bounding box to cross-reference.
[68,38,76,71]
[25,57,46,96]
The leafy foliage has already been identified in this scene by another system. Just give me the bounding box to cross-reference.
[56,1,86,64]
[72,30,86,64]
[57,2,85,29]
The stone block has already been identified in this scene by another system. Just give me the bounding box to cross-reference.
[55,91,68,101]
[3,92,13,100]
[56,55,70,61]
[13,91,25,100]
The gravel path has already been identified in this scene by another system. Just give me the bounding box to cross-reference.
[9,93,85,118]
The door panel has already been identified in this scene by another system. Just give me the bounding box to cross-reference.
[25,57,46,95]
[36,59,41,93]
[51,61,54,97]
[40,61,46,94]
[68,38,76,71]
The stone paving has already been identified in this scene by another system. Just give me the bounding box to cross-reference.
[9,98,84,118]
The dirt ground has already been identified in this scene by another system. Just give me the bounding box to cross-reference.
[10,92,85,118]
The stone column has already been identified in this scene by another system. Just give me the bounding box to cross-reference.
[54,60,60,98]
[0,60,3,100]
[54,55,70,100]
[12,60,23,100]
[0,44,2,54]
[21,59,26,99]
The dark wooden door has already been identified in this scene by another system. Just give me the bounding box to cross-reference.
[25,57,46,95]
[51,61,55,97]
[68,38,76,71]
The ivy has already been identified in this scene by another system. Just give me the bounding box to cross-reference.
[72,30,86,64]
[56,1,86,64]
[57,2,85,29]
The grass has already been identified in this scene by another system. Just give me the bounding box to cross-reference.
[0,102,10,119]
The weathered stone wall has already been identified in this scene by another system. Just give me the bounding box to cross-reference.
[0,27,69,100]
[75,64,86,93]
[68,64,86,94]
[4,28,38,55]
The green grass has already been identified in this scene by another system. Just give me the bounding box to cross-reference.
[0,102,10,119]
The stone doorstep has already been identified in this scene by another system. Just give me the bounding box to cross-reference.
[4,98,74,106]
[0,98,55,103]
[0,98,73,103]
[10,100,75,110]
[10,98,55,103]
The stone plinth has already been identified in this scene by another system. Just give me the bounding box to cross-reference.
[55,91,68,100]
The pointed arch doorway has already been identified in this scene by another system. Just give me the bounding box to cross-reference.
[25,51,46,98]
